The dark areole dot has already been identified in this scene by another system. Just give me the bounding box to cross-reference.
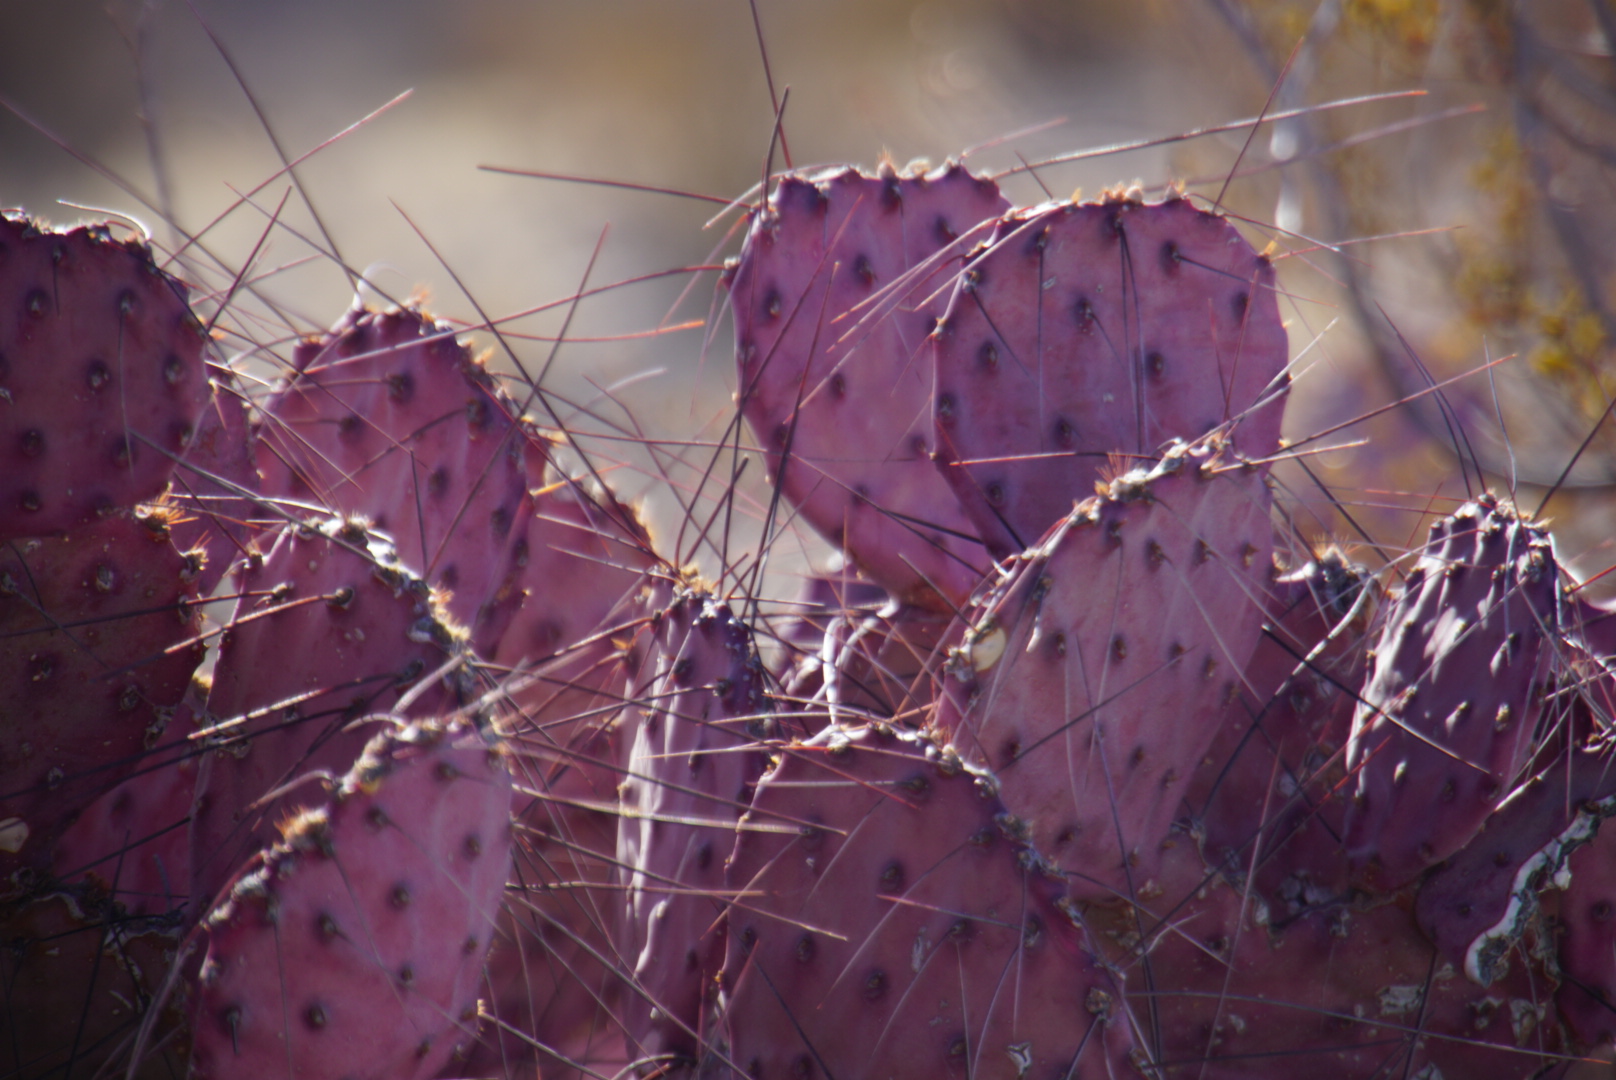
[898,772,930,798]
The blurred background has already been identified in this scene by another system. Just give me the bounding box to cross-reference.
[5,0,1616,594]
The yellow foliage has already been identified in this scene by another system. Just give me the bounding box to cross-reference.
[1344,0,1440,52]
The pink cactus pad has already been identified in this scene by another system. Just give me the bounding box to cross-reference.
[932,435,1273,899]
[254,304,532,649]
[1190,549,1376,898]
[719,724,1135,1079]
[51,704,201,915]
[0,215,210,538]
[1344,496,1561,890]
[0,510,203,884]
[1083,837,1562,1078]
[932,192,1288,559]
[469,720,632,1080]
[187,517,468,913]
[1416,735,1616,986]
[492,457,659,749]
[462,468,662,1077]
[728,162,1008,610]
[616,589,772,1061]
[190,718,513,1080]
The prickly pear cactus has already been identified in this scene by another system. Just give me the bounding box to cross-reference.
[492,457,660,749]
[932,434,1274,899]
[190,718,513,1080]
[615,589,771,1062]
[52,701,202,915]
[728,162,1008,610]
[718,724,1136,1079]
[187,517,468,912]
[254,304,532,651]
[0,509,204,886]
[472,718,631,1080]
[0,215,211,539]
[931,193,1288,558]
[1190,548,1374,895]
[468,467,662,1079]
[9,97,1616,1080]
[1344,495,1562,890]
[1417,732,1616,986]
[1082,836,1562,1079]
